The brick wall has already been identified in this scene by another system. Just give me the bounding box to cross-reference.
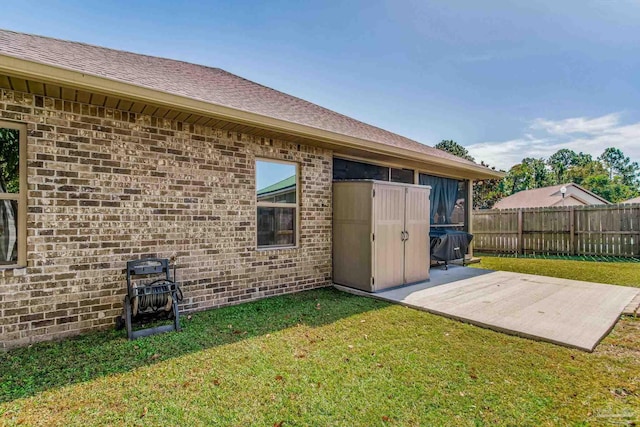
[0,89,333,350]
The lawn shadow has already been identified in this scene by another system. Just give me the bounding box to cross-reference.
[0,287,389,403]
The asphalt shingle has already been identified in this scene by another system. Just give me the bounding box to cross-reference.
[0,29,483,169]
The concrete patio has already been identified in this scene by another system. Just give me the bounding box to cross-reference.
[335,266,640,351]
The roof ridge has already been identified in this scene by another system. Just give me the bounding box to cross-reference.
[0,28,226,73]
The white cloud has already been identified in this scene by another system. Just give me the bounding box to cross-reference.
[529,113,621,135]
[466,113,640,170]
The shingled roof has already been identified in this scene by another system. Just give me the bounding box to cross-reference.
[623,196,640,204]
[257,175,296,196]
[0,29,499,175]
[493,183,610,209]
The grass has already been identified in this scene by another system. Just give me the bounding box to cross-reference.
[472,255,640,288]
[476,252,640,263]
[1,259,639,426]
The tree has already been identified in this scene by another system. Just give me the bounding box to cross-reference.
[582,174,636,203]
[594,147,640,191]
[597,147,639,187]
[598,147,627,181]
[433,139,506,208]
[434,140,475,162]
[504,163,531,194]
[524,157,550,188]
[473,161,506,209]
[566,159,607,186]
[547,149,577,184]
[452,143,638,207]
[573,152,593,168]
[0,128,20,193]
[503,158,550,194]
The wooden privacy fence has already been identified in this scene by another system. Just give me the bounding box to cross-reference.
[472,204,640,257]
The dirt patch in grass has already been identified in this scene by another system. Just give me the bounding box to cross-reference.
[598,316,640,360]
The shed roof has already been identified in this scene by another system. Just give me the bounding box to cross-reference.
[0,29,501,179]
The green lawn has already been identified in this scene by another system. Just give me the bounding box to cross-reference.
[1,259,639,426]
[472,255,640,288]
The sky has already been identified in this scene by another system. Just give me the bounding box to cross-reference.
[1,0,639,171]
[256,161,295,193]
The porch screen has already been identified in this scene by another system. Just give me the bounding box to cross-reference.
[333,158,389,181]
[419,174,463,225]
[390,168,414,184]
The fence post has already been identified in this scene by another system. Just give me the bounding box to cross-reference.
[517,208,523,255]
[569,207,576,255]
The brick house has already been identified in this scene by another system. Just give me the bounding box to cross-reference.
[0,30,501,349]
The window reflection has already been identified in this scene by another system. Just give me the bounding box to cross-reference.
[256,160,298,248]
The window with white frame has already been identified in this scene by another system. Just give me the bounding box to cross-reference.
[256,159,298,248]
[0,121,27,267]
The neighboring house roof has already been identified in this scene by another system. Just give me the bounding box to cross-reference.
[257,175,296,197]
[493,183,611,209]
[0,29,502,179]
[623,196,640,204]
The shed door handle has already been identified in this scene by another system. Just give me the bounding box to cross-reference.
[405,231,409,241]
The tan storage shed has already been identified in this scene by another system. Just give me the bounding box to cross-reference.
[333,180,431,292]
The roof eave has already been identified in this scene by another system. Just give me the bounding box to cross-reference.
[569,183,611,205]
[0,54,504,180]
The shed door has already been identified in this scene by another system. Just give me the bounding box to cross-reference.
[372,184,405,290]
[403,186,430,283]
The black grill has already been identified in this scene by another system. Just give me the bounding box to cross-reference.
[430,229,473,269]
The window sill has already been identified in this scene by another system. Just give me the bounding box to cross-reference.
[0,264,26,270]
[0,264,27,275]
[256,245,299,252]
